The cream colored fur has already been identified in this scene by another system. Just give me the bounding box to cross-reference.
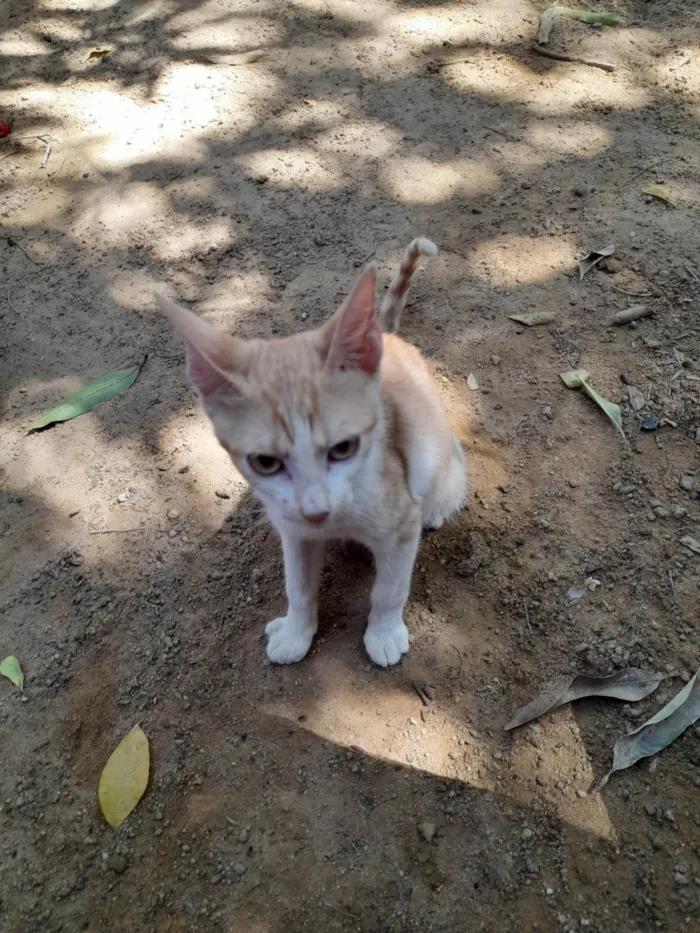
[159,239,467,666]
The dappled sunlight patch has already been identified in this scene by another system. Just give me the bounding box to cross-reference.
[109,268,164,310]
[383,156,500,205]
[240,147,339,191]
[470,234,577,286]
[525,120,612,158]
[315,118,401,161]
[204,271,273,327]
[507,712,615,839]
[81,180,167,236]
[263,668,497,791]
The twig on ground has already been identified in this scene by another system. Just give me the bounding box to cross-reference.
[412,682,431,706]
[89,527,143,535]
[435,57,477,68]
[619,157,675,189]
[668,570,677,607]
[6,237,42,265]
[532,43,615,72]
[451,644,465,680]
[523,598,532,634]
[609,284,654,298]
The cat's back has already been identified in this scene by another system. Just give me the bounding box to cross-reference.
[380,333,447,430]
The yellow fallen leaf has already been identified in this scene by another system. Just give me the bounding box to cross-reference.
[88,47,112,61]
[1,655,24,691]
[643,184,676,207]
[99,725,150,828]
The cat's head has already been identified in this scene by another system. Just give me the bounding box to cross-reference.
[159,267,383,529]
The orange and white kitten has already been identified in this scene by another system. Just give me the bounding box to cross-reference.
[159,238,467,667]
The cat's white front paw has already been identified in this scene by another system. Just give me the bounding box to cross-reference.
[265,615,315,664]
[364,617,409,667]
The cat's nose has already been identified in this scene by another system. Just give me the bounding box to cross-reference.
[303,510,330,525]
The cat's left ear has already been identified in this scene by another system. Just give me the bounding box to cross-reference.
[321,265,382,376]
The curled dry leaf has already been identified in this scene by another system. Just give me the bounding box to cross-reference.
[611,304,653,326]
[578,244,615,279]
[600,668,700,787]
[99,725,150,828]
[643,184,676,207]
[679,535,700,555]
[0,655,24,691]
[536,7,558,45]
[505,668,663,731]
[508,312,556,327]
[560,368,624,438]
[627,386,645,412]
[205,49,266,66]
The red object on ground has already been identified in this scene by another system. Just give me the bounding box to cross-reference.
[0,122,12,138]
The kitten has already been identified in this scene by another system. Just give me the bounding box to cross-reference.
[159,238,467,667]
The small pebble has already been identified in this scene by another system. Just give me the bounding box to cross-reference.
[107,854,128,875]
[215,489,231,499]
[680,473,693,492]
[521,828,533,841]
[418,821,436,843]
[233,862,246,875]
[167,509,179,521]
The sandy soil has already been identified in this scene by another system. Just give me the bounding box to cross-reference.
[1,1,699,931]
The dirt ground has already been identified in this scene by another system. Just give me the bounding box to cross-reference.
[1,0,699,930]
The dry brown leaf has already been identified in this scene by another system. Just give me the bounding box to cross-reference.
[205,49,266,66]
[505,668,663,731]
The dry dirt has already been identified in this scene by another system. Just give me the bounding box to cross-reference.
[1,1,700,931]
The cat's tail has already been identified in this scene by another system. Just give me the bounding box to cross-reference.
[379,237,438,334]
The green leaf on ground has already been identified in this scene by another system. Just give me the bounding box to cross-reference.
[27,357,146,433]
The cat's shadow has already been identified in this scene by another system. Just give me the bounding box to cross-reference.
[224,488,450,641]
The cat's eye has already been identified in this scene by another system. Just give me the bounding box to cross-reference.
[328,437,359,462]
[248,454,284,476]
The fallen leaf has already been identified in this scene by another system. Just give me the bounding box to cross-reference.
[27,357,146,433]
[88,47,112,60]
[536,7,558,45]
[611,305,653,326]
[578,244,615,279]
[560,368,589,389]
[628,386,645,411]
[0,656,24,691]
[467,373,479,391]
[508,312,556,327]
[558,8,624,27]
[600,668,700,787]
[560,369,624,438]
[679,535,700,555]
[99,725,150,828]
[205,49,266,65]
[505,668,663,731]
[643,184,676,207]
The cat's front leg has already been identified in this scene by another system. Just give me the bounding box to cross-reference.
[364,519,421,667]
[266,533,324,664]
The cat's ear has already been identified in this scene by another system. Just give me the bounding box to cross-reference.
[157,294,246,397]
[321,265,382,376]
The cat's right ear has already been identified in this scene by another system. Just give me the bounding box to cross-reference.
[157,294,245,398]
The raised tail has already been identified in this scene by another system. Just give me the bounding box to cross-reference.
[378,237,438,334]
